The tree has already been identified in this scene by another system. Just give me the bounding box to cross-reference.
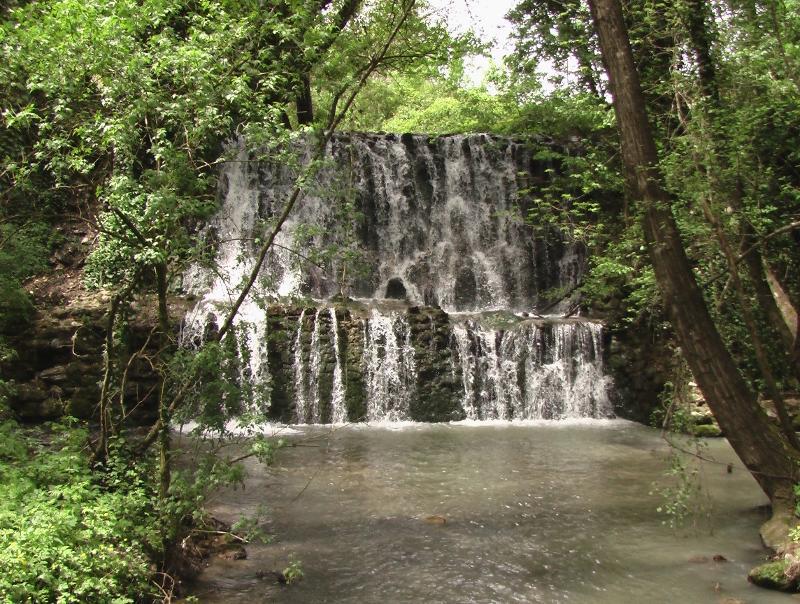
[587,0,799,544]
[1,0,464,597]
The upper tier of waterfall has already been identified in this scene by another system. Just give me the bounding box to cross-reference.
[183,133,584,314]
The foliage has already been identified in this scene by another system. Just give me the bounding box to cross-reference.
[363,74,512,134]
[315,1,482,128]
[0,412,285,602]
[0,219,52,421]
[171,333,271,432]
[795,483,800,520]
[652,440,713,530]
[0,422,160,603]
[507,0,603,96]
[650,384,693,434]
[282,555,305,585]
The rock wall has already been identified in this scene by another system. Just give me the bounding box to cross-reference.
[260,303,462,423]
[605,320,674,424]
[2,293,163,422]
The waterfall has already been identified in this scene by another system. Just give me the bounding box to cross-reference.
[329,308,346,423]
[292,309,308,423]
[451,319,612,420]
[307,309,324,423]
[362,310,416,422]
[181,133,615,424]
[185,134,583,313]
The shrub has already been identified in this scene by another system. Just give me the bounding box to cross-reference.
[0,422,161,603]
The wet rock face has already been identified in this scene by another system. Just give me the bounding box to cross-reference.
[604,319,674,424]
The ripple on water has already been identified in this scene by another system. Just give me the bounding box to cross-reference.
[189,422,789,604]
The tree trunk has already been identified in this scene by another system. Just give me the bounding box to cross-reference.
[94,294,121,463]
[155,262,171,499]
[588,0,798,510]
[296,73,314,125]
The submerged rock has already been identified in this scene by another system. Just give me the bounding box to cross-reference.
[217,544,247,560]
[423,515,447,525]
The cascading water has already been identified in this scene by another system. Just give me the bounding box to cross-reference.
[451,319,610,420]
[307,309,323,423]
[329,308,346,424]
[292,309,308,423]
[362,310,416,422]
[182,133,614,423]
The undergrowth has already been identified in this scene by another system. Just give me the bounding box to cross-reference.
[0,419,160,603]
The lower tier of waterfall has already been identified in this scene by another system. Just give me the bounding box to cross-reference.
[183,302,613,423]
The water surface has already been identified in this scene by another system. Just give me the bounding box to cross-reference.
[189,421,792,603]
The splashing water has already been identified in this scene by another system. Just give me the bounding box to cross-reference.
[362,310,417,422]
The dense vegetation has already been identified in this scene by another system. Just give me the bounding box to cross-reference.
[1,0,799,599]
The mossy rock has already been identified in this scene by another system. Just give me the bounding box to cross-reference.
[748,560,797,592]
[691,423,722,437]
[689,411,713,425]
[0,287,34,335]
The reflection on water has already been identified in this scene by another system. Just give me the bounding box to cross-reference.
[188,421,791,603]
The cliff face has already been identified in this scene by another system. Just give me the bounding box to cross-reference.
[2,292,163,422]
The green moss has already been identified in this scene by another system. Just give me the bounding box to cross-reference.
[691,423,722,437]
[0,285,34,335]
[748,560,797,592]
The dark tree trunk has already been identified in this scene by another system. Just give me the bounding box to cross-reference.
[588,0,798,511]
[682,0,720,104]
[293,0,362,126]
[296,73,314,125]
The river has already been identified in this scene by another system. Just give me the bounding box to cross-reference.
[188,420,792,603]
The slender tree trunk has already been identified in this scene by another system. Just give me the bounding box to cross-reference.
[94,294,121,463]
[296,73,314,125]
[764,263,799,336]
[588,0,799,511]
[155,262,171,499]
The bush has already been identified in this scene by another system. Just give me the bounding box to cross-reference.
[0,422,161,603]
